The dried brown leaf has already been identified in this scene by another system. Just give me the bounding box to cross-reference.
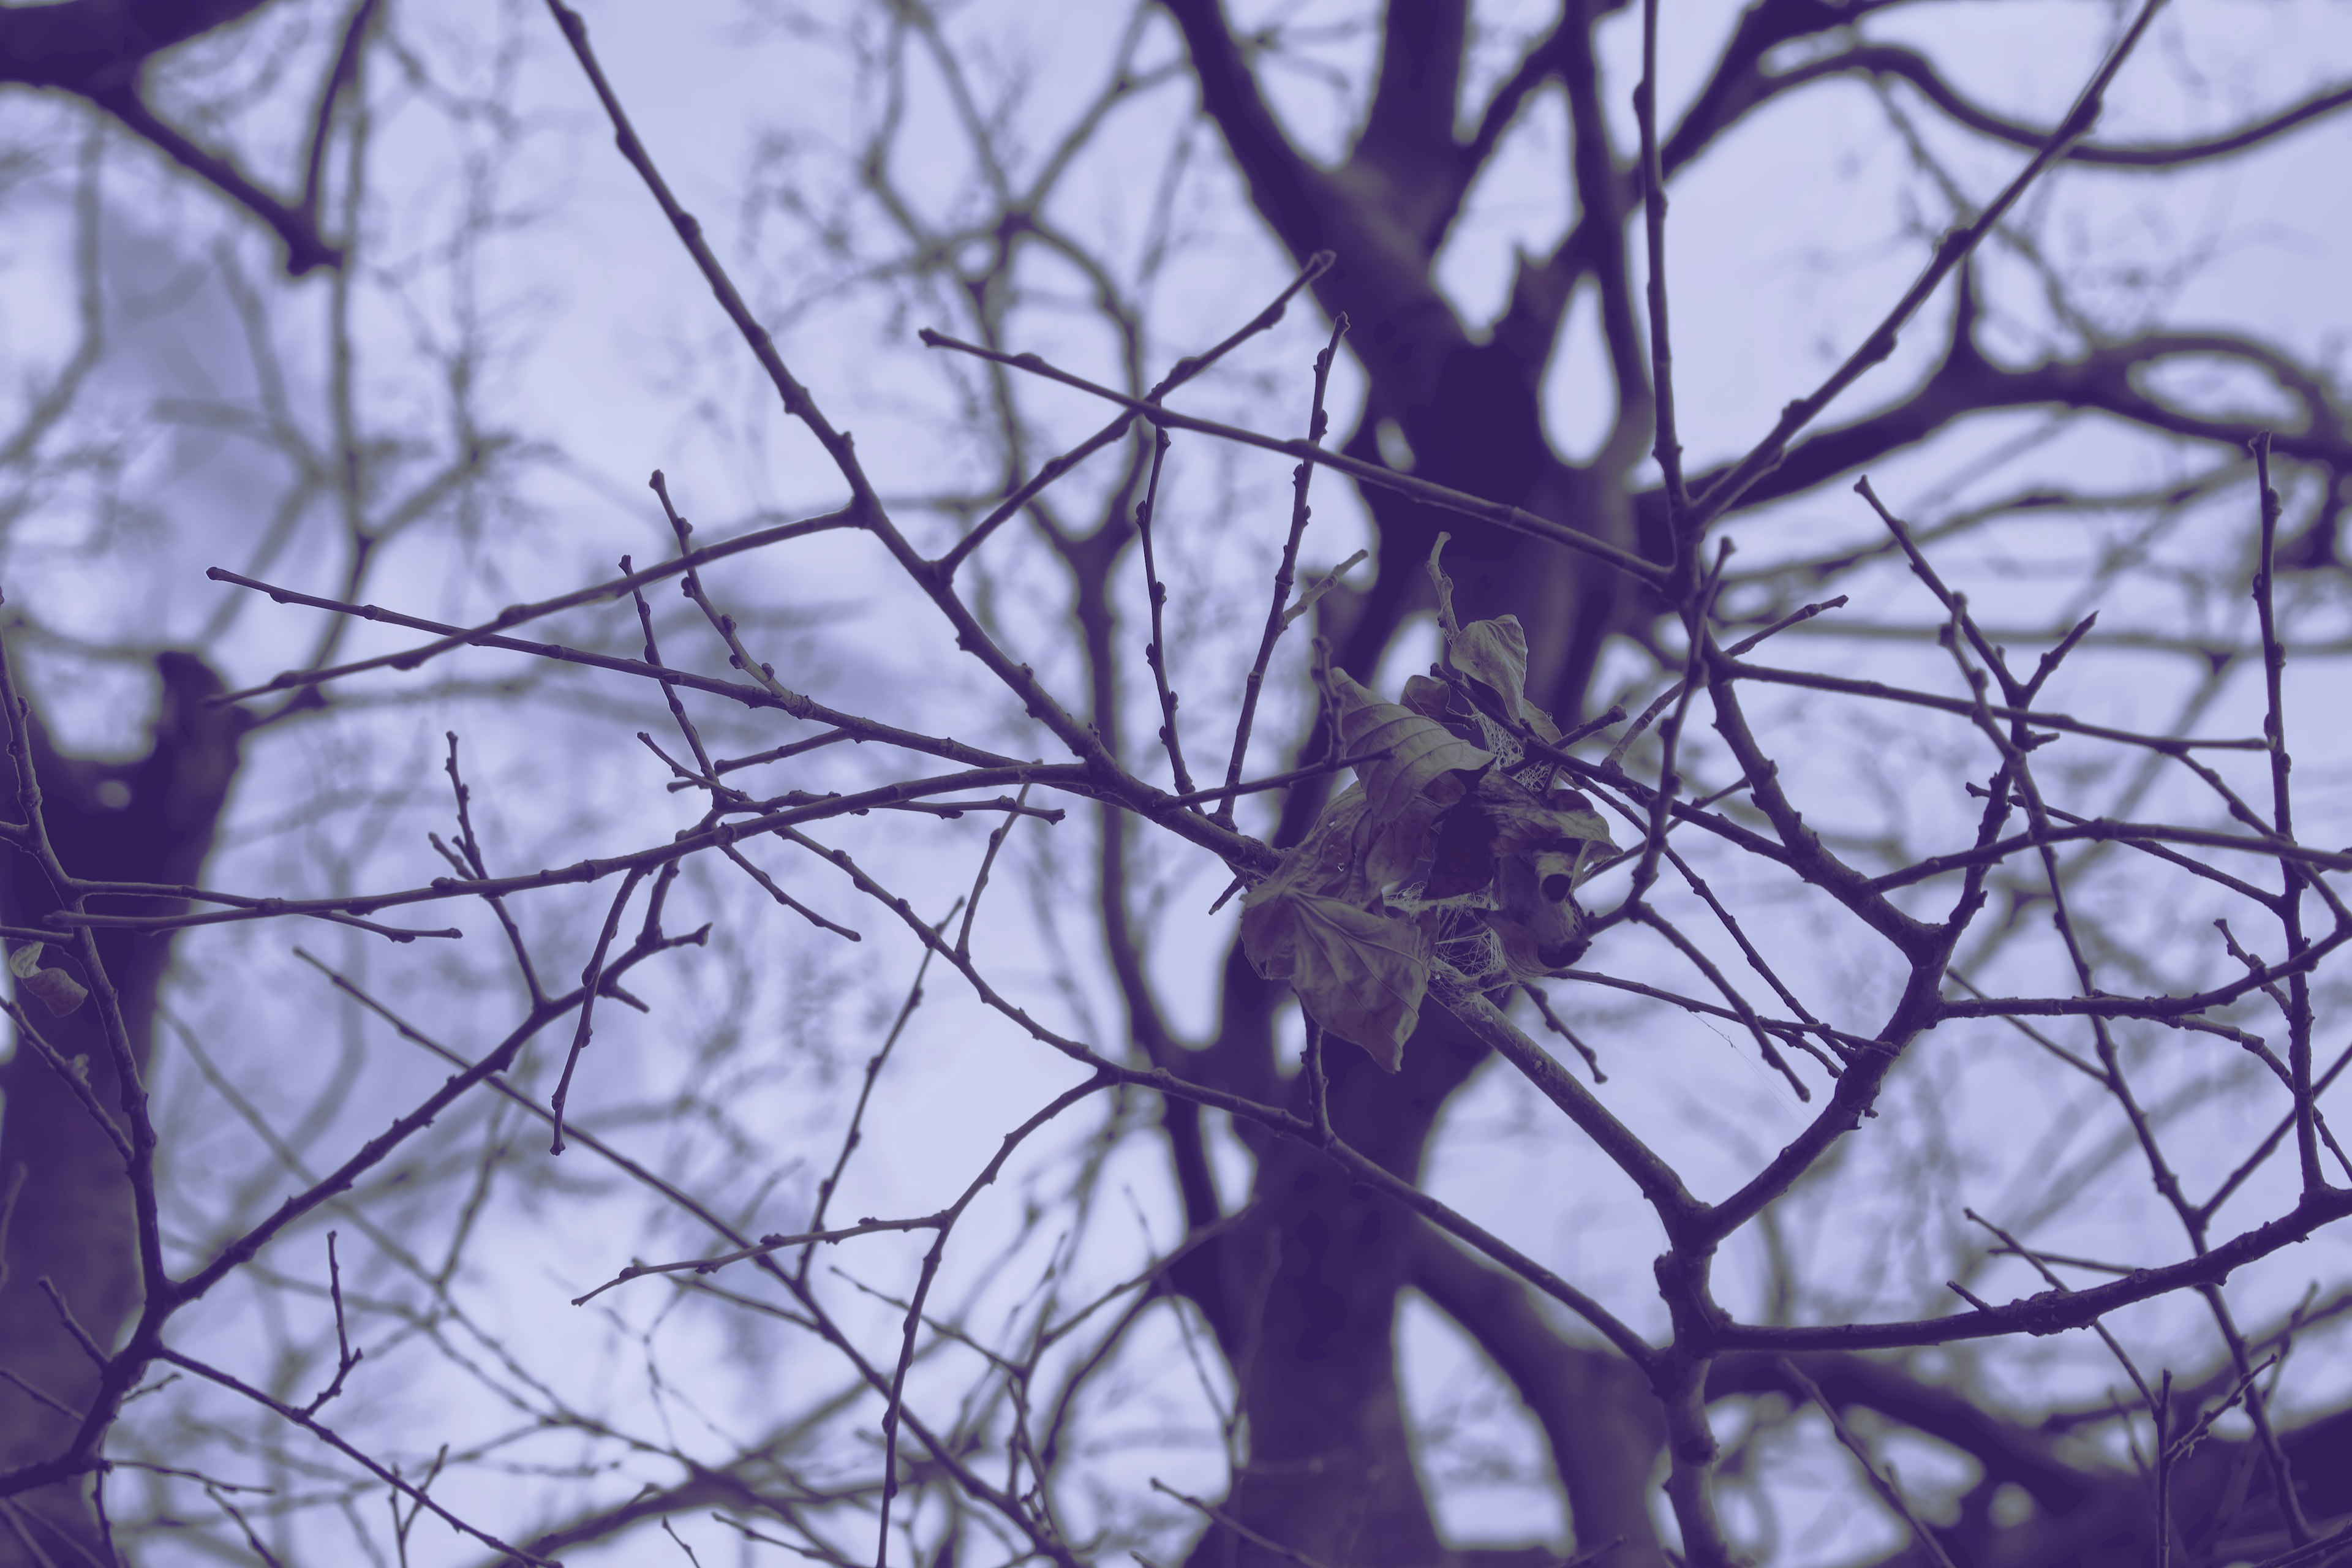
[1240,881,1429,1072]
[1329,669,1491,824]
[21,965,89,1018]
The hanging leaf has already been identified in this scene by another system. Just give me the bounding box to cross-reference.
[1328,669,1491,824]
[1424,543,1564,741]
[1447,614,1567,744]
[1449,614,1531,717]
[7,943,44,981]
[1238,790,1364,973]
[1253,785,1377,907]
[1239,882,1428,1072]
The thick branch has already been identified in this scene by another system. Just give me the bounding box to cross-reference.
[1411,1229,1666,1562]
[1715,1185,2352,1352]
[1796,46,2352,170]
[0,0,272,91]
[1708,1352,2095,1511]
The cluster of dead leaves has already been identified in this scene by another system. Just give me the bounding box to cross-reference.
[1240,609,1612,1071]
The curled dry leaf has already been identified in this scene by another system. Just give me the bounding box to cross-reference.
[1483,903,1584,981]
[1398,673,1455,723]
[1425,775,1616,900]
[1486,844,1602,979]
[1484,780,1613,861]
[1472,785,1616,979]
[1488,793,1615,979]
[9,941,89,1017]
[23,967,91,1017]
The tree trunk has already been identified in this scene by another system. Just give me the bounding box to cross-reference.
[0,653,241,1566]
[1182,1015,1486,1568]
[1148,4,1673,1557]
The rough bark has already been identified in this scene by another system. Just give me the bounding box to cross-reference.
[1179,1014,1505,1568]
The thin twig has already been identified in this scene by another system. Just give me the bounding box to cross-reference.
[1220,314,1349,828]
[547,866,647,1154]
[1780,1358,1961,1568]
[296,1231,363,1417]
[1133,426,1197,798]
[1689,0,2168,530]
